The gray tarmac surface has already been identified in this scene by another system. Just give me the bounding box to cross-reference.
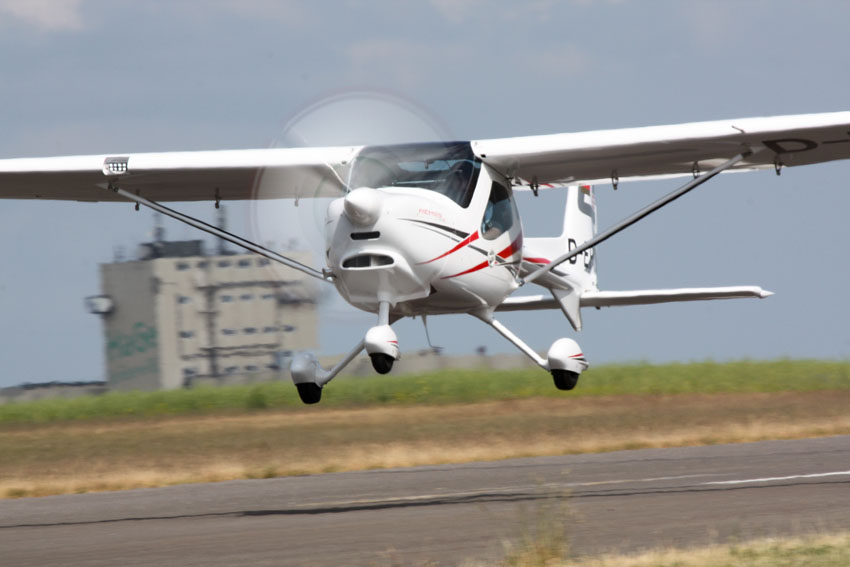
[1,436,849,566]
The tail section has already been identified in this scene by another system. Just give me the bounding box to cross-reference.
[523,184,598,293]
[513,185,774,333]
[521,185,598,331]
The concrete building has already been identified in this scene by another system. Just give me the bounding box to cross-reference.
[88,236,318,391]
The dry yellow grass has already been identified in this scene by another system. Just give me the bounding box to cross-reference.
[2,390,850,498]
[564,532,850,567]
[472,532,850,567]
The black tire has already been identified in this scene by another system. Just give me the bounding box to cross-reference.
[370,353,394,374]
[295,382,322,404]
[552,369,579,391]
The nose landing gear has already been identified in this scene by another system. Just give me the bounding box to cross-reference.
[364,301,400,375]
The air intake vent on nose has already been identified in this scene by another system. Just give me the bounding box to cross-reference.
[342,254,394,268]
[350,231,380,240]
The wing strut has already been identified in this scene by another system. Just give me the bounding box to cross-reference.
[522,150,757,286]
[108,185,331,283]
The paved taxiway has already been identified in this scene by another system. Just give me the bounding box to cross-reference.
[1,436,848,566]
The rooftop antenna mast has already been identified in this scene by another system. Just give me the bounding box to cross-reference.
[149,213,166,258]
[217,205,228,256]
[153,213,165,245]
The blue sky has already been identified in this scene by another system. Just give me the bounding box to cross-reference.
[1,0,849,386]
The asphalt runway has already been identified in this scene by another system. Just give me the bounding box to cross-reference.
[1,436,848,566]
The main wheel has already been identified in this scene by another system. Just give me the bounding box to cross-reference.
[295,382,322,404]
[370,353,394,374]
[552,369,579,391]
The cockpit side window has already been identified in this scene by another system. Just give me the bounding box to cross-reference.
[348,142,480,208]
[481,181,519,240]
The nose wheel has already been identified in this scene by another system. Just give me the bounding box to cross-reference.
[370,353,395,374]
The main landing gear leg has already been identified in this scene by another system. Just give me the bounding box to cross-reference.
[472,310,549,369]
[472,309,589,391]
[290,339,365,404]
[289,303,402,404]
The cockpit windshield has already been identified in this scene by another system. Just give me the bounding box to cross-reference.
[348,141,480,208]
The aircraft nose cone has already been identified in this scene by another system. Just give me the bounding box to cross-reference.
[343,188,383,226]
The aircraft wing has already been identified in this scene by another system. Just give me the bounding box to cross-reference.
[0,146,359,202]
[497,286,773,312]
[473,111,850,186]
[4,111,849,202]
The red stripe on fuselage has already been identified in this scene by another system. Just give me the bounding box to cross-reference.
[441,233,523,279]
[498,233,523,261]
[418,231,480,265]
[440,259,490,279]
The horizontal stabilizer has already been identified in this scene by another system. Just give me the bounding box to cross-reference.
[497,286,773,312]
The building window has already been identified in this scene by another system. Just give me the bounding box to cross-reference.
[261,293,275,300]
[182,368,197,377]
[222,328,236,335]
[176,262,190,271]
[179,330,195,339]
[282,325,296,332]
[178,296,192,304]
[258,258,271,266]
[217,260,231,268]
[263,326,277,333]
[240,293,254,301]
[224,366,238,374]
[243,327,257,334]
[221,295,233,302]
[196,261,209,269]
[244,365,259,372]
[238,259,252,267]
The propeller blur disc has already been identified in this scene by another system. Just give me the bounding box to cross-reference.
[247,90,450,312]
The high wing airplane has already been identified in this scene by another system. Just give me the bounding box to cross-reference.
[2,111,849,403]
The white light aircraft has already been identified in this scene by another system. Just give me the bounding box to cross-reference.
[2,112,849,403]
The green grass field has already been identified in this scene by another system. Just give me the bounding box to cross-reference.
[2,359,848,424]
[3,359,850,498]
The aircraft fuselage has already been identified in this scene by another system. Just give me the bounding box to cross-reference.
[325,142,524,317]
